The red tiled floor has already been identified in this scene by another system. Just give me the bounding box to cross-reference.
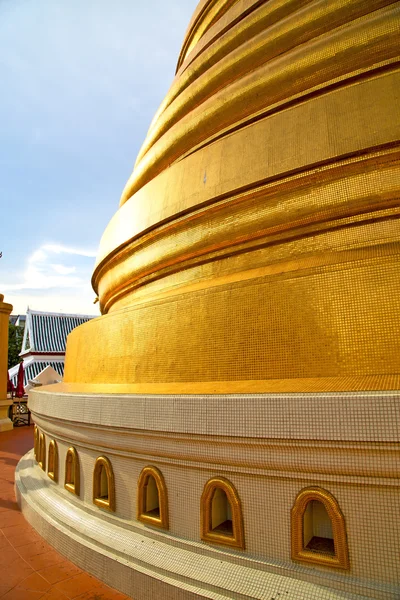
[0,558,34,589]
[17,539,53,560]
[0,547,22,567]
[75,587,129,600]
[54,573,105,599]
[0,426,131,600]
[0,511,28,528]
[7,530,42,548]
[38,562,82,585]
[0,533,12,549]
[16,572,51,592]
[27,550,66,572]
[2,524,39,541]
[39,591,71,600]
[1,589,44,600]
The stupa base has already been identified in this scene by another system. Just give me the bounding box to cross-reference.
[20,386,400,600]
[16,449,383,600]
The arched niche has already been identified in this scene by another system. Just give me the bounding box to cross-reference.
[64,447,80,496]
[93,456,115,512]
[47,440,58,482]
[200,477,245,549]
[33,425,39,461]
[38,433,46,471]
[137,466,168,529]
[291,487,349,569]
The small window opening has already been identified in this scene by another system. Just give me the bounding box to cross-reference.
[34,426,39,461]
[143,475,160,518]
[48,444,54,473]
[211,487,233,535]
[66,452,74,485]
[291,487,349,569]
[64,447,80,496]
[93,457,115,511]
[38,434,46,471]
[137,466,168,529]
[47,440,58,482]
[99,465,108,499]
[304,500,334,556]
[201,477,244,549]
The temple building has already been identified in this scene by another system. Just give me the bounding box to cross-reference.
[17,1,400,599]
[8,308,93,388]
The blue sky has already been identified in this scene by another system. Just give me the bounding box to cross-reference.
[0,0,198,315]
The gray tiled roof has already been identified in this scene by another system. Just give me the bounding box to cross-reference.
[22,309,94,353]
[10,360,64,387]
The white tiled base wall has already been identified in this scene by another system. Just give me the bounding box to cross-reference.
[20,388,400,600]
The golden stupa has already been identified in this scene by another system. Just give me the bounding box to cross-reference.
[64,0,400,394]
[18,2,400,599]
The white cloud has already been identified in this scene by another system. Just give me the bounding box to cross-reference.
[2,244,96,296]
[1,243,99,315]
[50,264,76,275]
[6,291,99,317]
[29,249,47,263]
[39,244,97,258]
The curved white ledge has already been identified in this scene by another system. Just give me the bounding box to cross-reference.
[29,386,400,442]
[16,451,382,600]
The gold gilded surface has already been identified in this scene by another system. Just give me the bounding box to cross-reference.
[68,253,400,386]
[38,433,46,472]
[158,0,313,125]
[176,0,239,71]
[37,375,400,396]
[0,294,13,430]
[200,476,245,549]
[64,1,400,393]
[94,148,400,313]
[291,487,349,570]
[47,440,58,483]
[95,73,400,271]
[33,426,38,461]
[121,3,400,203]
[138,0,398,174]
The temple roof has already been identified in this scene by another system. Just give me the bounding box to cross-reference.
[9,357,64,387]
[21,308,94,355]
[9,309,95,388]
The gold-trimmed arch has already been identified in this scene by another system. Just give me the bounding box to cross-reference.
[291,486,349,569]
[38,433,46,471]
[200,476,244,549]
[47,440,58,482]
[137,466,169,529]
[93,456,116,512]
[64,447,80,496]
[33,425,39,461]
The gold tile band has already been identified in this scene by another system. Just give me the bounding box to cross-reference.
[65,2,400,394]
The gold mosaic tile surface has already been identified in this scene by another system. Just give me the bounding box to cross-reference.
[28,3,400,598]
[60,0,400,392]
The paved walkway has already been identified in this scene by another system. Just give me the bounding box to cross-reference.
[0,425,130,600]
